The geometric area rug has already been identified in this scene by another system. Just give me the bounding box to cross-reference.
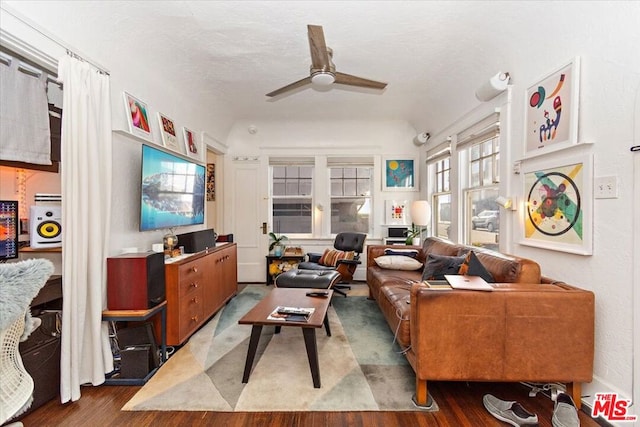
[122,284,438,412]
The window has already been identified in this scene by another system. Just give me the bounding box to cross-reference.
[271,165,313,234]
[457,112,501,249]
[329,166,372,234]
[427,141,452,239]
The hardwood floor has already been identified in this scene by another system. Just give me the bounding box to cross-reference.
[18,381,603,426]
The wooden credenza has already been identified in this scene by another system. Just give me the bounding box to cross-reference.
[164,243,238,345]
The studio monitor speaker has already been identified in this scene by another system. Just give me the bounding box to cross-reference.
[107,252,165,310]
[177,229,216,253]
[30,205,62,248]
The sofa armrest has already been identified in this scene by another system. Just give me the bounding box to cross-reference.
[409,282,594,383]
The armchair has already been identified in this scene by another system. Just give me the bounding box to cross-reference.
[297,232,367,296]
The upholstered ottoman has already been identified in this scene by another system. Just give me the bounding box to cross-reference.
[275,269,342,295]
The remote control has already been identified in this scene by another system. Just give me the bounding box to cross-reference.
[306,291,329,297]
[277,308,311,316]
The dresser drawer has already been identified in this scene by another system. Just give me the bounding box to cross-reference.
[178,261,205,297]
[179,290,204,338]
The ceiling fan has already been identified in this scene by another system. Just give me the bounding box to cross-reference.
[266,25,388,97]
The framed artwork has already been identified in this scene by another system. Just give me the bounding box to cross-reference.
[520,153,593,255]
[382,157,418,191]
[384,200,410,225]
[157,113,181,152]
[123,92,152,141]
[182,127,200,160]
[524,57,580,157]
[206,163,215,201]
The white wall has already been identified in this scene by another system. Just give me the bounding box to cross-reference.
[226,118,421,236]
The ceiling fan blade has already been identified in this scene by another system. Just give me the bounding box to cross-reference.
[266,76,313,97]
[334,72,387,90]
[307,25,330,71]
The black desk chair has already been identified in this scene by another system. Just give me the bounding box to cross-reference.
[297,232,367,297]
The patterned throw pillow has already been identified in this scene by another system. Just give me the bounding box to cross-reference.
[421,254,466,281]
[318,249,355,267]
[384,248,419,258]
[458,251,495,283]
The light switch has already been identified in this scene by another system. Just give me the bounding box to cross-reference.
[594,176,619,199]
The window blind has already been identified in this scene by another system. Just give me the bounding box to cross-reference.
[456,112,500,149]
[426,140,452,164]
[327,156,374,166]
[269,156,315,165]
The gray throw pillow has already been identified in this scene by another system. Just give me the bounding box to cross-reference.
[421,254,466,281]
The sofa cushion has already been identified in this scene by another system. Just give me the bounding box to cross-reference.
[318,249,354,267]
[421,254,466,280]
[374,255,423,271]
[379,284,412,348]
[458,251,495,283]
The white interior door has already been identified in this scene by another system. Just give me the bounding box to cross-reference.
[230,160,269,282]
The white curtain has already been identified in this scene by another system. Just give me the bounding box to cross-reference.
[57,55,113,403]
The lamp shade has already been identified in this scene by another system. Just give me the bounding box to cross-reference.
[410,200,431,226]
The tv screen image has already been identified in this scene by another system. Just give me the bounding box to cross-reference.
[140,145,205,231]
[0,200,19,261]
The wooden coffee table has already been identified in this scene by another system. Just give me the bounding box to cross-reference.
[238,287,333,388]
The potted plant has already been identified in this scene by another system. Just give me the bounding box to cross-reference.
[269,232,289,256]
[405,224,427,246]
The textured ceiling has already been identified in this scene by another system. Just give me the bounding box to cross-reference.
[3,1,632,135]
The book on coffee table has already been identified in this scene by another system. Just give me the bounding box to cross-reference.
[267,306,316,322]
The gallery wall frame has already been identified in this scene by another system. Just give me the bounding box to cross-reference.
[384,200,410,225]
[123,92,153,141]
[520,152,593,255]
[206,163,215,201]
[524,57,580,158]
[382,157,418,191]
[157,112,181,153]
[182,126,201,161]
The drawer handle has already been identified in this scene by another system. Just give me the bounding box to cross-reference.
[191,316,199,322]
[191,266,198,273]
[190,282,198,288]
[191,297,198,303]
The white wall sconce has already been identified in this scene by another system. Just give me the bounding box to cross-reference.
[475,72,511,102]
[413,132,431,146]
[496,196,516,210]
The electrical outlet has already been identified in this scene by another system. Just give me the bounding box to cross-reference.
[594,176,619,199]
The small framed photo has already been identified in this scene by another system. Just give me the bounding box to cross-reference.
[206,163,215,201]
[385,200,410,225]
[183,127,201,160]
[123,92,152,141]
[524,57,580,157]
[157,112,181,152]
[382,157,418,191]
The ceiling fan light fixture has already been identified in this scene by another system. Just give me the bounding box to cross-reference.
[311,71,335,86]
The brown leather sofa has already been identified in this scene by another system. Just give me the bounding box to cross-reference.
[366,237,594,409]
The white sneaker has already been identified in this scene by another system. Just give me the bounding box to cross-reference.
[552,392,580,427]
[483,394,539,426]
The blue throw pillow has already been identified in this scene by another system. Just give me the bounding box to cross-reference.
[421,254,466,281]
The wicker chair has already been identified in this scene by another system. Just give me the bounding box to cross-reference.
[0,259,54,425]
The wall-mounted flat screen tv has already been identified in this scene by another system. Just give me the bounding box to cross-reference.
[140,144,205,231]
